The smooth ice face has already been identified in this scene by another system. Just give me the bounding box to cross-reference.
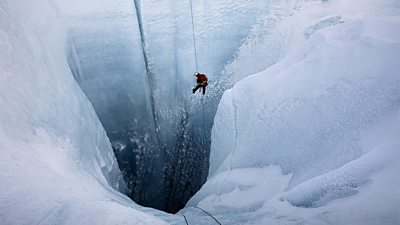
[66,2,166,208]
[0,0,124,190]
[0,1,172,224]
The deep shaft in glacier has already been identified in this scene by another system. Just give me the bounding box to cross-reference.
[66,1,213,214]
[65,0,268,213]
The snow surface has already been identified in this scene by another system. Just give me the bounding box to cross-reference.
[221,0,400,86]
[187,15,400,225]
[0,1,172,224]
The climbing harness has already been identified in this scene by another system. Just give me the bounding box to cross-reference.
[189,0,199,72]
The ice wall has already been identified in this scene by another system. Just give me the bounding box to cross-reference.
[185,1,400,224]
[207,0,400,178]
[0,1,170,224]
[209,18,400,183]
[64,0,166,208]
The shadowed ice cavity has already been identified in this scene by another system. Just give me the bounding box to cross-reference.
[65,0,270,213]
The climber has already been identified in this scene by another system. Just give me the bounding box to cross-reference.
[192,72,208,95]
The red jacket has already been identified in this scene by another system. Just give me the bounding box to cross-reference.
[196,73,208,85]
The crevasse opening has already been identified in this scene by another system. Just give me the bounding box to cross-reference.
[65,0,269,213]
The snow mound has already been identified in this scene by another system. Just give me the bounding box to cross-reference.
[0,1,169,224]
[210,17,400,184]
[188,17,400,225]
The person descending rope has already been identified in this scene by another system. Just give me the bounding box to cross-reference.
[189,0,208,95]
[192,72,208,95]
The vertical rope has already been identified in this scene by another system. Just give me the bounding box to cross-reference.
[189,0,199,72]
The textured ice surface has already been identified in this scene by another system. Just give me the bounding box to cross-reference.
[221,0,400,86]
[210,20,400,185]
[0,1,171,224]
[2,0,400,224]
[187,13,400,225]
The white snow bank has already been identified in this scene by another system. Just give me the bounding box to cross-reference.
[282,117,397,207]
[210,17,400,184]
[187,17,400,225]
[198,166,291,211]
[222,0,400,86]
[260,111,400,225]
[0,1,169,224]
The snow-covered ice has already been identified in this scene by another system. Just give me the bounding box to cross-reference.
[1,0,400,224]
[188,15,400,225]
[0,1,171,224]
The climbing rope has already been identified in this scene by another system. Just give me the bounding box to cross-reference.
[183,214,189,225]
[189,0,207,151]
[182,207,222,225]
[189,0,199,72]
[195,206,222,225]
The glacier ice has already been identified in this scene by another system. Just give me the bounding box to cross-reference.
[0,0,172,224]
[2,0,400,224]
[188,7,400,225]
